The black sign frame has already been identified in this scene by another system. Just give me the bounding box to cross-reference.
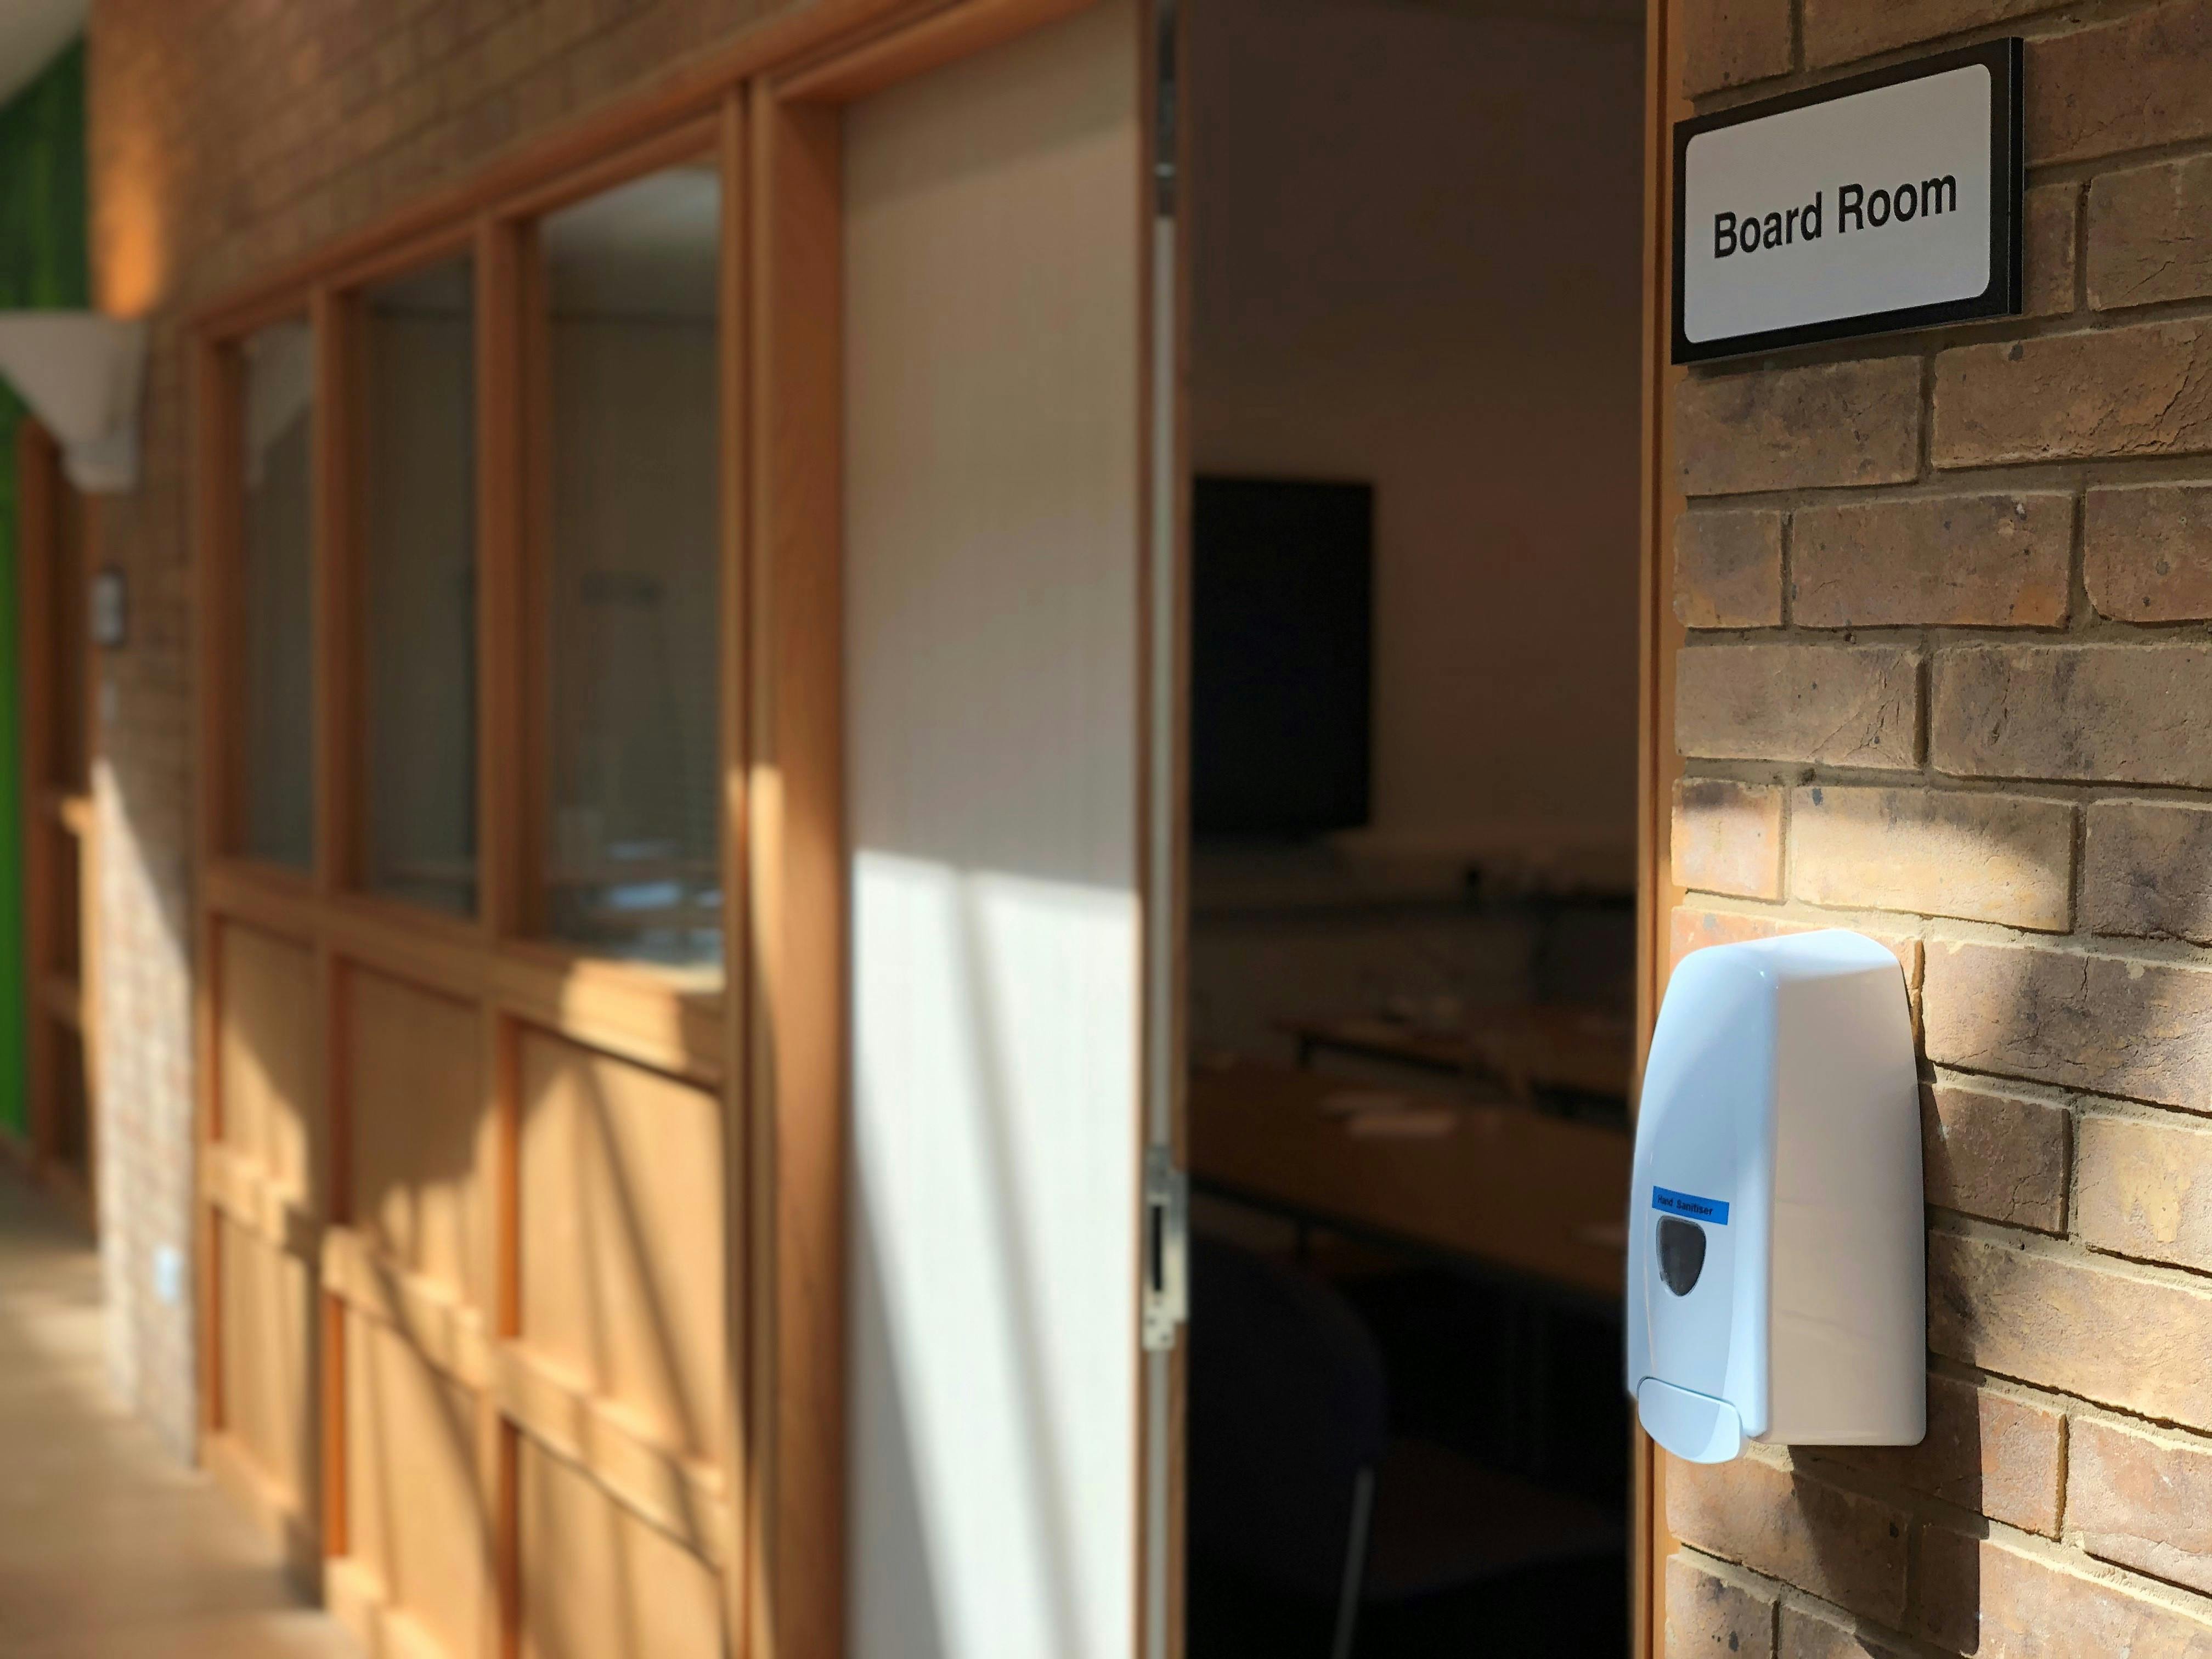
[1672,38,2024,365]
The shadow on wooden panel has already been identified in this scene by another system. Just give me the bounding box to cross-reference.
[517,1028,725,1466]
[518,1437,721,1659]
[342,1307,493,1656]
[219,923,319,1203]
[346,969,490,1313]
[216,1214,317,1514]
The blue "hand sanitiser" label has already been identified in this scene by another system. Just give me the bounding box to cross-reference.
[1652,1186,1730,1226]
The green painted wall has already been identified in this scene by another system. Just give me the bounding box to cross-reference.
[0,41,90,1141]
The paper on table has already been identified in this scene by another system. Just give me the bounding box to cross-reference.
[1345,1107,1458,1139]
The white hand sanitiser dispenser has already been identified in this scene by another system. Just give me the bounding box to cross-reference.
[1627,930,1924,1464]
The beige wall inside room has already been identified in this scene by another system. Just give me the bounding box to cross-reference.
[1189,0,1646,871]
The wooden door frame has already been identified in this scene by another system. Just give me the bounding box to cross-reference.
[1635,0,1686,1651]
[752,7,1163,1655]
[14,416,97,1223]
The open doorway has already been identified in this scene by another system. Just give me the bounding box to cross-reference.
[1178,1,1646,1653]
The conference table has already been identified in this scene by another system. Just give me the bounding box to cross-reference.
[1284,1003,1636,1108]
[1188,1058,1633,1305]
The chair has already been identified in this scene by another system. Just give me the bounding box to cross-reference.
[1189,1232,1387,1659]
[1188,1234,1626,1659]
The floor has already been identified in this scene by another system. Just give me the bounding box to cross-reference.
[0,1170,356,1657]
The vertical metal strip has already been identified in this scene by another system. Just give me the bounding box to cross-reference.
[1142,2,1182,1654]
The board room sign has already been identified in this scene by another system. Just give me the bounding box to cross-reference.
[1673,39,2023,364]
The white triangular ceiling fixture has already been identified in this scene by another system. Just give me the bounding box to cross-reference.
[0,312,148,493]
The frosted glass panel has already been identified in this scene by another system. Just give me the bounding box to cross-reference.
[363,258,477,915]
[539,165,721,965]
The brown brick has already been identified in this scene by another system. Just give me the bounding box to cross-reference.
[2085,799,2212,945]
[1679,645,1921,769]
[1667,1551,1776,1658]
[1814,1372,2064,1534]
[1923,1083,2070,1234]
[1935,1531,2212,1658]
[1924,940,2212,1111]
[1669,907,1923,988]
[1667,1454,1909,1627]
[1779,1602,1910,1659]
[1911,1523,1983,1652]
[1929,1231,2212,1430]
[2024,181,2079,319]
[1791,493,2070,630]
[2032,0,2212,167]
[2080,1111,2212,1276]
[1803,0,2061,70]
[1677,359,1923,498]
[1683,0,1792,96]
[1676,508,1784,629]
[2086,486,2212,622]
[2090,155,2212,311]
[2071,1417,2212,1598]
[1936,323,2212,467]
[1933,644,2212,788]
[1791,786,2074,930]
[1674,778,1784,900]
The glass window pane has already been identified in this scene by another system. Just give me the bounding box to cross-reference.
[540,165,721,966]
[363,257,478,915]
[239,319,314,869]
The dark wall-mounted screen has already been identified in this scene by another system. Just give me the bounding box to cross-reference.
[1191,476,1373,838]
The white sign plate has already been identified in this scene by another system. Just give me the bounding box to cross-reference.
[1673,41,2021,363]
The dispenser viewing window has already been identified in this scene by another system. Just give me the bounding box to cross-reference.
[1627,930,1925,1464]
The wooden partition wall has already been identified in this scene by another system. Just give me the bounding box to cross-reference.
[195,88,774,1659]
[189,4,1155,1656]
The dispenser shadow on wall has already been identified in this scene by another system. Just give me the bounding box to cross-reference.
[1627,932,1925,1464]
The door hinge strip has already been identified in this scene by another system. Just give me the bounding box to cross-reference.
[1142,1145,1189,1351]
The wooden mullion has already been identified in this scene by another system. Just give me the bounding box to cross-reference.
[190,335,236,1452]
[311,287,363,896]
[748,82,846,1659]
[204,343,250,864]
[487,1004,522,1659]
[478,218,526,942]
[482,198,528,1659]
[319,1287,348,1562]
[716,83,753,1656]
[515,219,554,945]
[313,933,345,1570]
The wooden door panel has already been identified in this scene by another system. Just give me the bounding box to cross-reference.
[218,922,318,1203]
[342,1307,494,1658]
[517,1027,725,1466]
[346,968,492,1314]
[217,1217,316,1504]
[517,1437,722,1659]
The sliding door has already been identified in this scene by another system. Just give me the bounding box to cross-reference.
[762,1,1174,1651]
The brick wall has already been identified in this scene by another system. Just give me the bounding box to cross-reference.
[1669,1,2212,1652]
[83,0,800,1459]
